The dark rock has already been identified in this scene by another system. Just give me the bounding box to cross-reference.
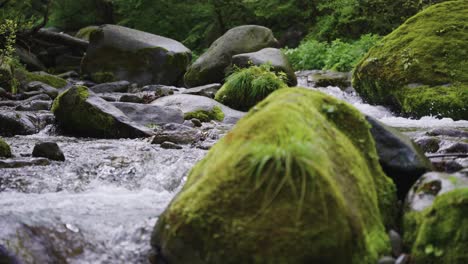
[388,230,402,257]
[90,81,130,93]
[141,85,180,96]
[119,94,143,103]
[151,123,203,145]
[54,54,83,73]
[0,245,21,264]
[191,118,202,127]
[32,142,65,161]
[160,141,183,150]
[15,100,52,111]
[111,102,184,126]
[52,86,153,138]
[0,137,12,158]
[184,25,279,87]
[151,94,245,124]
[441,142,468,154]
[378,256,396,264]
[0,111,37,136]
[232,48,297,86]
[297,70,351,89]
[366,116,433,199]
[15,46,45,71]
[21,93,52,101]
[57,71,79,79]
[81,25,191,86]
[26,81,59,98]
[426,128,468,138]
[0,157,50,168]
[181,83,221,98]
[395,254,410,264]
[414,136,440,153]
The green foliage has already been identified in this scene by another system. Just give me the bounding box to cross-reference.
[184,106,225,122]
[48,0,113,30]
[284,34,381,71]
[215,64,288,111]
[0,137,12,158]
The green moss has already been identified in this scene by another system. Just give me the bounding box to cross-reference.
[20,70,67,88]
[75,25,99,41]
[184,106,225,122]
[215,65,288,111]
[91,71,116,84]
[352,1,468,120]
[403,189,468,264]
[0,137,12,158]
[152,88,397,263]
[52,86,116,137]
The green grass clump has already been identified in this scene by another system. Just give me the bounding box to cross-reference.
[0,137,12,158]
[184,106,225,122]
[284,34,381,71]
[152,88,397,264]
[403,188,468,264]
[353,0,468,120]
[215,64,288,111]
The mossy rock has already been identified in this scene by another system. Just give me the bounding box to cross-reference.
[0,137,12,158]
[75,25,99,41]
[403,188,468,264]
[184,25,279,87]
[152,88,397,264]
[52,86,153,138]
[81,25,191,86]
[184,106,224,122]
[16,69,68,89]
[214,65,289,111]
[352,0,468,120]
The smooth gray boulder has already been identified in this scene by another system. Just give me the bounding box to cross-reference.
[81,25,191,86]
[366,116,433,199]
[52,86,153,138]
[150,94,245,124]
[232,48,297,86]
[181,83,221,98]
[184,25,278,87]
[112,102,184,126]
[0,111,37,136]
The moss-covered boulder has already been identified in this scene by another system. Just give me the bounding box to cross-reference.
[75,25,99,41]
[352,1,468,120]
[0,138,12,158]
[214,65,289,111]
[151,88,397,264]
[403,187,468,264]
[184,25,279,87]
[81,25,191,86]
[52,86,153,138]
[232,48,297,86]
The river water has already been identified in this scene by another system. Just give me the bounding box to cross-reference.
[1,78,467,263]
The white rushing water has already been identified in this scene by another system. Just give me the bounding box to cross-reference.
[0,80,466,263]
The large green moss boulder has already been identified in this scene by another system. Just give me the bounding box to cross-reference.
[52,86,153,138]
[184,25,279,87]
[0,138,12,158]
[214,65,289,111]
[352,1,468,120]
[151,88,397,264]
[81,25,191,86]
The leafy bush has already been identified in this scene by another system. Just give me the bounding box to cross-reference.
[215,64,288,111]
[48,0,113,30]
[284,34,381,72]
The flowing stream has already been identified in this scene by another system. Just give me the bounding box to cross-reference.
[1,76,467,263]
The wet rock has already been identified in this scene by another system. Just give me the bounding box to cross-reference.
[25,81,59,98]
[366,116,433,199]
[181,83,221,98]
[32,142,65,161]
[232,48,297,86]
[82,24,191,85]
[395,254,410,264]
[151,94,245,124]
[160,141,183,150]
[52,86,153,138]
[0,87,10,99]
[389,230,403,257]
[378,256,396,264]
[426,128,468,138]
[111,102,184,126]
[0,245,21,264]
[0,137,12,158]
[141,85,179,96]
[20,93,52,102]
[0,157,50,168]
[184,25,279,87]
[297,70,351,89]
[119,94,143,103]
[54,54,83,73]
[191,118,202,127]
[151,123,203,145]
[0,111,37,136]
[15,100,52,111]
[89,81,130,93]
[405,170,468,212]
[414,136,440,153]
[440,142,468,154]
[57,70,79,79]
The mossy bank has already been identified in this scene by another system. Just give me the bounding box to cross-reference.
[352,0,468,120]
[151,88,397,264]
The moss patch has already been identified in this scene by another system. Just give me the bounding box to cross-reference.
[152,88,397,264]
[352,0,468,120]
[0,137,12,158]
[184,106,225,122]
[90,71,116,84]
[403,189,468,264]
[52,86,116,137]
[215,65,288,111]
[17,69,67,88]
